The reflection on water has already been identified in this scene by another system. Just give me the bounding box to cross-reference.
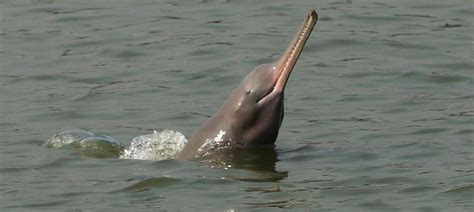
[198,147,289,182]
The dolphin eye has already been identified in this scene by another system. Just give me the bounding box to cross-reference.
[246,90,253,95]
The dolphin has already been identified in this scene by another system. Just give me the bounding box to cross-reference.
[177,10,318,160]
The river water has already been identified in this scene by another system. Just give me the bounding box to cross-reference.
[1,0,473,211]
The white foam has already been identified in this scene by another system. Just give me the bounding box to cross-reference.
[43,129,97,148]
[120,129,187,160]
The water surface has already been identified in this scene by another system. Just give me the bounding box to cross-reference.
[1,0,473,211]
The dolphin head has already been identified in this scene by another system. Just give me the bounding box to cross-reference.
[229,64,285,147]
[227,10,318,148]
[177,10,318,160]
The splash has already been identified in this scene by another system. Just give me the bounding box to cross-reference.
[43,129,123,158]
[120,130,187,160]
[44,129,187,160]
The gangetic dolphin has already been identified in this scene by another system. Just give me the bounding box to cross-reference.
[177,10,318,160]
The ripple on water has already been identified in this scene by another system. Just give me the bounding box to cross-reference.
[399,185,437,194]
[437,184,474,206]
[120,177,184,193]
[398,72,470,85]
[424,61,474,71]
[440,184,474,196]
[410,127,450,135]
[98,48,147,59]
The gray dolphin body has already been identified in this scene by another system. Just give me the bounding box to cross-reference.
[177,10,318,160]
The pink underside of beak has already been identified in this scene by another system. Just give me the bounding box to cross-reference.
[258,10,318,105]
[274,10,318,92]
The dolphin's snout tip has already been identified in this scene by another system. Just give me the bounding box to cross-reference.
[309,9,318,20]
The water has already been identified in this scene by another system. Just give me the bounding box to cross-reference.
[1,0,473,211]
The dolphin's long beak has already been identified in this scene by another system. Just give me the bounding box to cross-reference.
[274,10,318,92]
